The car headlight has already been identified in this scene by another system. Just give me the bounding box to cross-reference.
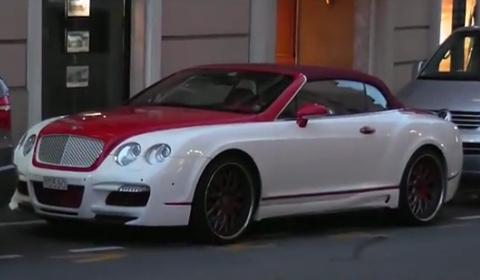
[23,134,36,156]
[145,144,171,164]
[113,142,141,166]
[16,132,27,150]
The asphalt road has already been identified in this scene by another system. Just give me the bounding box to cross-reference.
[2,192,480,280]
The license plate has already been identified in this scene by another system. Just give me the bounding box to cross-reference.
[43,177,68,191]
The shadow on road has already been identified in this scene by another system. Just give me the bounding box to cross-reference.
[6,189,480,248]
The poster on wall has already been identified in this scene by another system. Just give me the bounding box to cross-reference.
[66,0,90,17]
[66,31,90,53]
[66,66,89,88]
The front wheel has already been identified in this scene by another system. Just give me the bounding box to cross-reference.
[397,148,446,225]
[189,156,257,245]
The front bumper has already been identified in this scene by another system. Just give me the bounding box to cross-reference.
[11,156,205,226]
[461,154,480,187]
[0,165,18,209]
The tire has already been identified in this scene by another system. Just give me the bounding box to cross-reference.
[189,155,257,245]
[397,148,446,225]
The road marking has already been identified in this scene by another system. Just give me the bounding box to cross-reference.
[214,242,276,251]
[50,253,100,260]
[0,220,46,227]
[68,246,125,254]
[0,255,23,260]
[434,223,470,229]
[255,232,292,240]
[329,231,390,239]
[455,215,480,221]
[73,252,127,264]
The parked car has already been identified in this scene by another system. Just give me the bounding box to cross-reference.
[397,27,480,187]
[11,64,462,244]
[0,77,17,209]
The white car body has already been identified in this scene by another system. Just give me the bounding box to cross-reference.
[11,110,463,226]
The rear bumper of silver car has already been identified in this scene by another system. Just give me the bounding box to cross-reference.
[0,165,17,209]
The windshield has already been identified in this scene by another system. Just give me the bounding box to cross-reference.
[419,31,480,81]
[128,69,294,114]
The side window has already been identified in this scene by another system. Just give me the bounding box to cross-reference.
[364,84,388,112]
[278,79,366,119]
[0,78,8,98]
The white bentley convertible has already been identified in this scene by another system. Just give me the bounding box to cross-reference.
[11,64,463,244]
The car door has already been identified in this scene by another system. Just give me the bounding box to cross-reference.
[362,83,401,188]
[271,79,378,202]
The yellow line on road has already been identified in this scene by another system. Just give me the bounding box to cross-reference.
[329,231,389,239]
[72,252,127,264]
[215,242,277,251]
[50,253,99,260]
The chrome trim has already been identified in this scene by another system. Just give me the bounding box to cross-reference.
[274,74,307,120]
[36,134,104,168]
[447,172,460,181]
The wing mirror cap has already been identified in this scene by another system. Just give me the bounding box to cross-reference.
[296,103,330,128]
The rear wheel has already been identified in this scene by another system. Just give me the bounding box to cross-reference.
[189,156,257,244]
[397,148,446,225]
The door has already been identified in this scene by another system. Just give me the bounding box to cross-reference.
[272,79,377,200]
[361,83,402,188]
[297,0,354,67]
[276,0,297,64]
[41,0,131,119]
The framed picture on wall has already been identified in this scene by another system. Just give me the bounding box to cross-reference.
[66,0,90,17]
[66,66,89,88]
[66,31,90,53]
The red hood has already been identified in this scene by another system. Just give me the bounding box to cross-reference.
[40,106,258,141]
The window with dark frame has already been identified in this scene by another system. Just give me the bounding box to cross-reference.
[278,79,368,119]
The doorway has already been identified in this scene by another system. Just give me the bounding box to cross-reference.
[41,0,131,119]
[275,0,355,68]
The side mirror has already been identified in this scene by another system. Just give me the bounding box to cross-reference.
[296,103,330,128]
[411,60,426,79]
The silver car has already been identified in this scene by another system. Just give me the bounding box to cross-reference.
[0,77,17,209]
[397,27,480,186]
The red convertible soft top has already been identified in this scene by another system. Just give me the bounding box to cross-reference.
[194,63,403,109]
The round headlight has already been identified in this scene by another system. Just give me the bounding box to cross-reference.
[145,144,171,164]
[23,134,36,156]
[17,132,27,150]
[114,142,141,166]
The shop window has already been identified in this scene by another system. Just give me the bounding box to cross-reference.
[440,0,477,44]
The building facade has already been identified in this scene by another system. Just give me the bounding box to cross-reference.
[0,0,470,141]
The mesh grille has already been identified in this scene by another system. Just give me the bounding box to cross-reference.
[37,135,104,168]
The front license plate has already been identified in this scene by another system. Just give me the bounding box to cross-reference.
[43,177,68,191]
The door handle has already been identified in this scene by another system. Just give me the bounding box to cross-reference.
[360,126,376,134]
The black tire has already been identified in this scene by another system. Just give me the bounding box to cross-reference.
[189,155,257,245]
[397,148,446,225]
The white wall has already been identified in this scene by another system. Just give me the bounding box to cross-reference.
[371,0,441,93]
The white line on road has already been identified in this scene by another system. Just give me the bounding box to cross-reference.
[68,246,125,254]
[0,255,23,260]
[0,220,46,227]
[455,215,480,221]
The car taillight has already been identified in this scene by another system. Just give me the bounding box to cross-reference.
[0,95,11,131]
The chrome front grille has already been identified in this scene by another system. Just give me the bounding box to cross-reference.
[450,111,480,129]
[432,110,480,129]
[37,135,104,168]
